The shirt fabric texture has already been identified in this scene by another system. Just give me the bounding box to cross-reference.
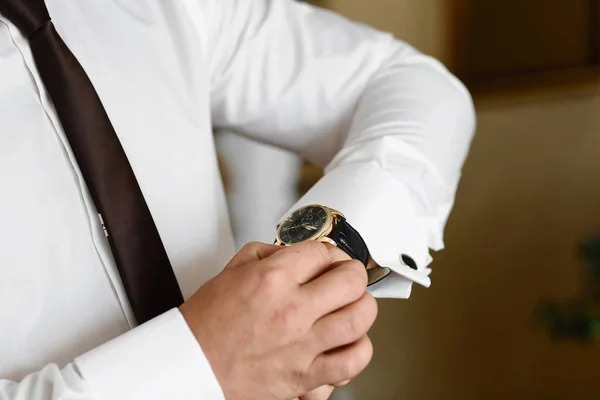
[0,0,475,399]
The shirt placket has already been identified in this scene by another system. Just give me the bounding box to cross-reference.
[0,15,137,329]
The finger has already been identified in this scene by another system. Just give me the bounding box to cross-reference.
[310,293,377,353]
[301,259,368,317]
[225,242,283,269]
[299,385,335,400]
[265,241,332,284]
[299,247,351,282]
[328,247,351,263]
[308,335,374,388]
[296,247,352,285]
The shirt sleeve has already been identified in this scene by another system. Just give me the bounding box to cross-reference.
[205,0,476,297]
[0,310,224,400]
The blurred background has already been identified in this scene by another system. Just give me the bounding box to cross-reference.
[216,0,600,398]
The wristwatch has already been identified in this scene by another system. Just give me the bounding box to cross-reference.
[275,204,391,285]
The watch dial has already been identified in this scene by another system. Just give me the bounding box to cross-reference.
[278,206,328,245]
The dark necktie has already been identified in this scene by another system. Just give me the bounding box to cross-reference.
[0,0,184,324]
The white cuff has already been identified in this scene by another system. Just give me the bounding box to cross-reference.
[287,162,433,298]
[75,309,225,400]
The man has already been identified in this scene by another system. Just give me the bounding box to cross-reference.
[0,0,475,399]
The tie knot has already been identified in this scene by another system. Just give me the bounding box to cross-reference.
[0,0,50,38]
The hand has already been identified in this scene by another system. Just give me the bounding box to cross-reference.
[296,248,354,400]
[180,241,377,400]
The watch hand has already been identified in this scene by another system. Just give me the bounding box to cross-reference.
[285,224,301,231]
[303,225,317,231]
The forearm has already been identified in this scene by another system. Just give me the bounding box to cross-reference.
[289,42,476,295]
[205,0,476,294]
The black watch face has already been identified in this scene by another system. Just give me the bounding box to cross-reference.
[278,206,329,245]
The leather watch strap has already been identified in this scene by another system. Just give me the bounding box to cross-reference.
[329,216,392,286]
[329,217,370,267]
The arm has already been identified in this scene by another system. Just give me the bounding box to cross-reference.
[0,310,224,400]
[204,0,476,296]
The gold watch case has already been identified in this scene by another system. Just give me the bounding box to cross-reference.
[274,204,343,248]
[274,204,393,286]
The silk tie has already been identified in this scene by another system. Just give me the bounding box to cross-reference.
[0,0,184,324]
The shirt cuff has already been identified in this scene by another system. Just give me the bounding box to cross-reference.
[286,162,433,298]
[75,309,225,400]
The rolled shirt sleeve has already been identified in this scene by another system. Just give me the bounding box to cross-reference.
[205,0,476,297]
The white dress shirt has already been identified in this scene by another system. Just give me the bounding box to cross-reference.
[0,0,475,399]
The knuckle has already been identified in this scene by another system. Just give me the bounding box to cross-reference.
[342,264,368,294]
[241,241,260,252]
[342,339,373,379]
[360,337,374,367]
[308,240,331,263]
[259,266,288,290]
[342,312,365,340]
[349,260,368,281]
[363,293,379,322]
[363,336,374,364]
[238,242,262,261]
[339,356,360,380]
[348,297,376,335]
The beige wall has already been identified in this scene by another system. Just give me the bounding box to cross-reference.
[323,1,600,399]
[326,0,448,62]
